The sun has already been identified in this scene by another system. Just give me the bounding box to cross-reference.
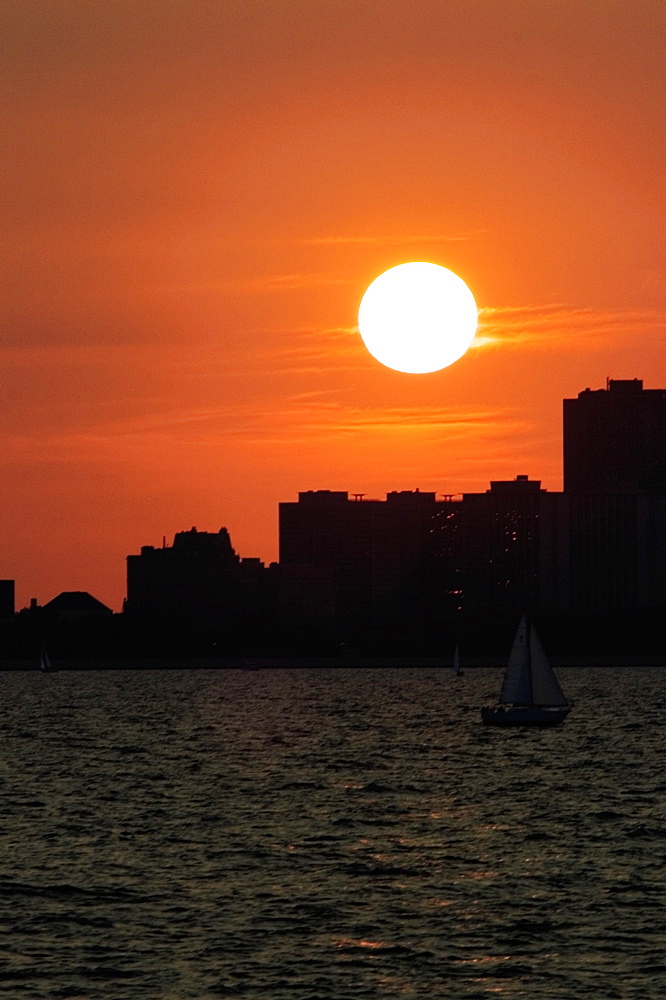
[358,262,478,374]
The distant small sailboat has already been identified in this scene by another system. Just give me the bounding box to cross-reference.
[453,643,463,676]
[40,644,56,673]
[481,616,570,726]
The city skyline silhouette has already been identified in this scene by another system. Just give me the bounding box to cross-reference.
[3,378,663,665]
[3,2,665,613]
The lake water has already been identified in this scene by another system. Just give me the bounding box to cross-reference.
[0,666,664,999]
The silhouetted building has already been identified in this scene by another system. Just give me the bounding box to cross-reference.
[43,591,113,622]
[0,580,15,621]
[279,490,386,628]
[126,527,238,623]
[567,491,666,612]
[278,490,460,629]
[278,562,337,629]
[461,476,569,613]
[125,527,269,628]
[563,379,666,611]
[564,379,666,493]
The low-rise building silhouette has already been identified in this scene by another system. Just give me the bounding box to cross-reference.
[43,591,113,622]
[0,580,15,621]
[125,527,269,629]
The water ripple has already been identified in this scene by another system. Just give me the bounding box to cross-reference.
[0,666,664,998]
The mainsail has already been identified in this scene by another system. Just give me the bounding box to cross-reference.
[499,616,532,704]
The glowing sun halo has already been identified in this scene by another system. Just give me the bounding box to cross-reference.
[358,262,478,374]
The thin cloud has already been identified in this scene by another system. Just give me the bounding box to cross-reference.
[269,326,365,365]
[3,400,526,458]
[475,304,666,348]
[232,272,350,293]
[284,402,524,437]
[185,399,527,446]
[279,232,485,247]
[124,272,351,297]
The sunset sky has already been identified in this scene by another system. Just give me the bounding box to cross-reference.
[3,1,665,611]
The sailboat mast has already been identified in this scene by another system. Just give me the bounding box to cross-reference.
[525,616,533,705]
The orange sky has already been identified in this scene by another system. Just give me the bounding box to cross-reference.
[2,0,665,611]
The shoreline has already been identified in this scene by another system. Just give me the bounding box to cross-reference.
[2,655,665,671]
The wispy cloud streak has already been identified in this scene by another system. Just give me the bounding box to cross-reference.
[4,400,525,459]
[278,232,484,247]
[475,304,666,348]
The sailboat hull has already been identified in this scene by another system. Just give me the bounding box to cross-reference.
[481,705,570,726]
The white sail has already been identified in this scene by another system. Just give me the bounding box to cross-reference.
[499,616,532,704]
[453,644,462,675]
[529,627,568,706]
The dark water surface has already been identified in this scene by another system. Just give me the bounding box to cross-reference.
[0,667,664,999]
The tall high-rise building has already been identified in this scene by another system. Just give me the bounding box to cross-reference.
[566,492,666,611]
[563,379,666,611]
[563,379,666,493]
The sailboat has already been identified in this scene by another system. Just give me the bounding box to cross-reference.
[40,644,56,673]
[453,643,463,676]
[481,616,570,726]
